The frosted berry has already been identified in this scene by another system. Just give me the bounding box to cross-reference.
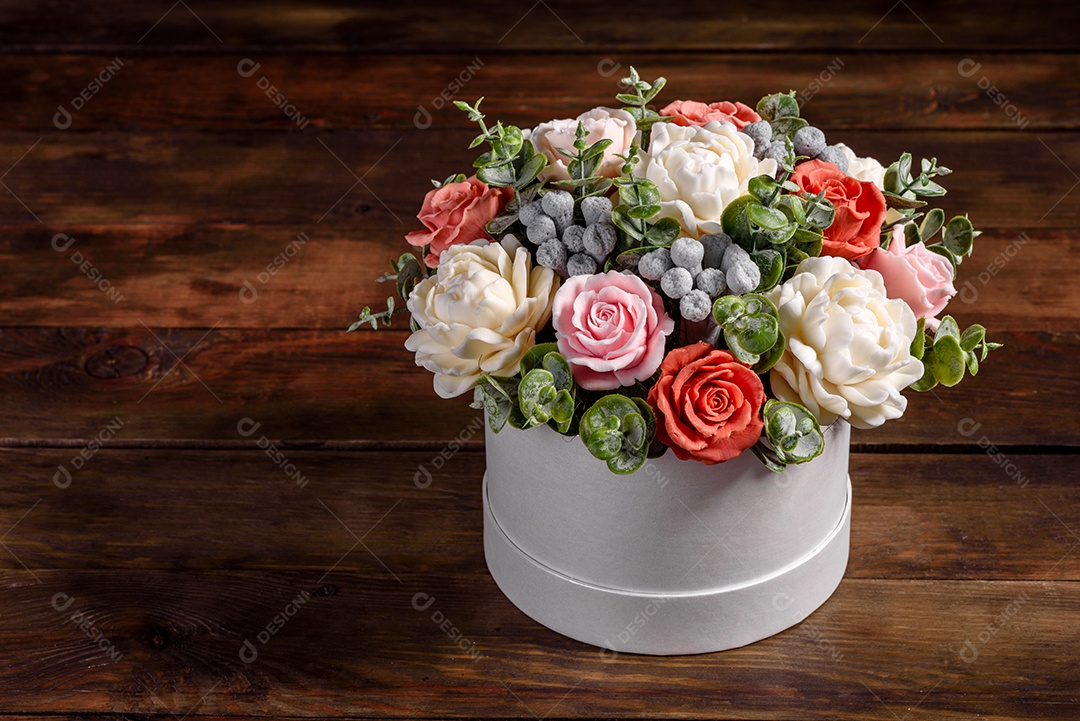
[567,252,598,277]
[726,261,761,295]
[581,195,614,226]
[562,225,586,253]
[816,145,849,173]
[699,232,731,269]
[541,190,574,219]
[695,267,727,297]
[669,237,704,271]
[583,223,617,260]
[660,266,694,299]
[536,239,567,274]
[680,289,712,322]
[743,121,772,153]
[518,201,544,227]
[638,247,674,281]
[526,214,557,244]
[793,126,826,159]
[764,140,788,164]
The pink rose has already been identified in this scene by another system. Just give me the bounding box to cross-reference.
[529,107,637,182]
[405,175,513,268]
[552,271,674,390]
[660,100,761,129]
[860,225,957,323]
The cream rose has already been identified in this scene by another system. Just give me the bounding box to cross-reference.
[636,120,778,237]
[405,243,558,399]
[528,107,637,182]
[766,256,924,429]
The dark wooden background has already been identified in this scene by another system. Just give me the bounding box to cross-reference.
[1,1,1077,718]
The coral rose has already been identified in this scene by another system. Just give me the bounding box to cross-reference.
[552,270,674,390]
[647,343,765,464]
[790,159,887,261]
[660,100,761,129]
[405,175,513,268]
[860,224,957,325]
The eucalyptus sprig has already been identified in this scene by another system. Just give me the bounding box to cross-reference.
[752,399,825,473]
[882,152,953,211]
[721,174,834,290]
[471,375,527,433]
[517,343,576,433]
[711,293,785,372]
[579,394,656,474]
[348,297,399,332]
[453,97,547,189]
[608,142,681,258]
[551,121,614,200]
[909,316,1002,391]
[615,66,671,142]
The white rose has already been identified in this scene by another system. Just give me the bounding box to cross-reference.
[766,256,924,429]
[835,143,886,189]
[528,107,637,182]
[405,243,558,399]
[636,120,778,237]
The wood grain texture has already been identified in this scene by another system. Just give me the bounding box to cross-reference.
[0,131,1078,229]
[0,328,1070,446]
[2,0,1079,51]
[1,53,1072,131]
[0,570,1076,719]
[0,227,1062,329]
[0,449,1076,580]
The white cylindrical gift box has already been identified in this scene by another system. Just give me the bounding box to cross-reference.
[483,419,851,655]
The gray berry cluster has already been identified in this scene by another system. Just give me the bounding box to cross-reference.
[522,191,617,277]
[745,120,849,173]
[638,233,761,322]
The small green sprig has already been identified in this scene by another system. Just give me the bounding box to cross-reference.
[609,142,681,259]
[615,67,671,142]
[453,97,546,189]
[909,316,1002,391]
[551,121,614,200]
[471,375,527,433]
[752,399,825,473]
[348,297,398,332]
[755,91,809,144]
[517,343,576,433]
[882,152,953,211]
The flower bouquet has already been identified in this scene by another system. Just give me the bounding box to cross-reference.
[352,69,998,654]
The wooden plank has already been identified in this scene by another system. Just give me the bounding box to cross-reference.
[2,53,1070,131]
[2,0,1078,51]
[0,449,1075,580]
[0,328,1067,446]
[0,570,1075,718]
[0,131,1076,229]
[0,226,1061,329]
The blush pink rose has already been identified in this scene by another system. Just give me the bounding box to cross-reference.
[860,224,957,324]
[552,271,675,390]
[660,100,761,129]
[405,176,513,267]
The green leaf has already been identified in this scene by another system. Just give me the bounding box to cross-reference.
[579,394,656,474]
[769,116,808,140]
[751,248,785,292]
[910,318,927,360]
[748,204,789,231]
[721,195,757,247]
[919,208,945,242]
[934,316,961,343]
[930,335,966,387]
[942,215,976,258]
[628,204,662,219]
[960,324,986,352]
[520,342,559,376]
[882,191,927,210]
[712,294,781,364]
[514,153,547,189]
[644,217,681,246]
[909,352,940,392]
[752,328,786,374]
[473,375,526,432]
[477,162,515,187]
[756,91,800,122]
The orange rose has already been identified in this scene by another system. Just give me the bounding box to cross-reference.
[789,159,887,261]
[405,176,513,267]
[647,342,765,465]
[660,100,761,129]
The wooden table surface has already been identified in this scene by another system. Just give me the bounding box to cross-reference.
[1,2,1078,718]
